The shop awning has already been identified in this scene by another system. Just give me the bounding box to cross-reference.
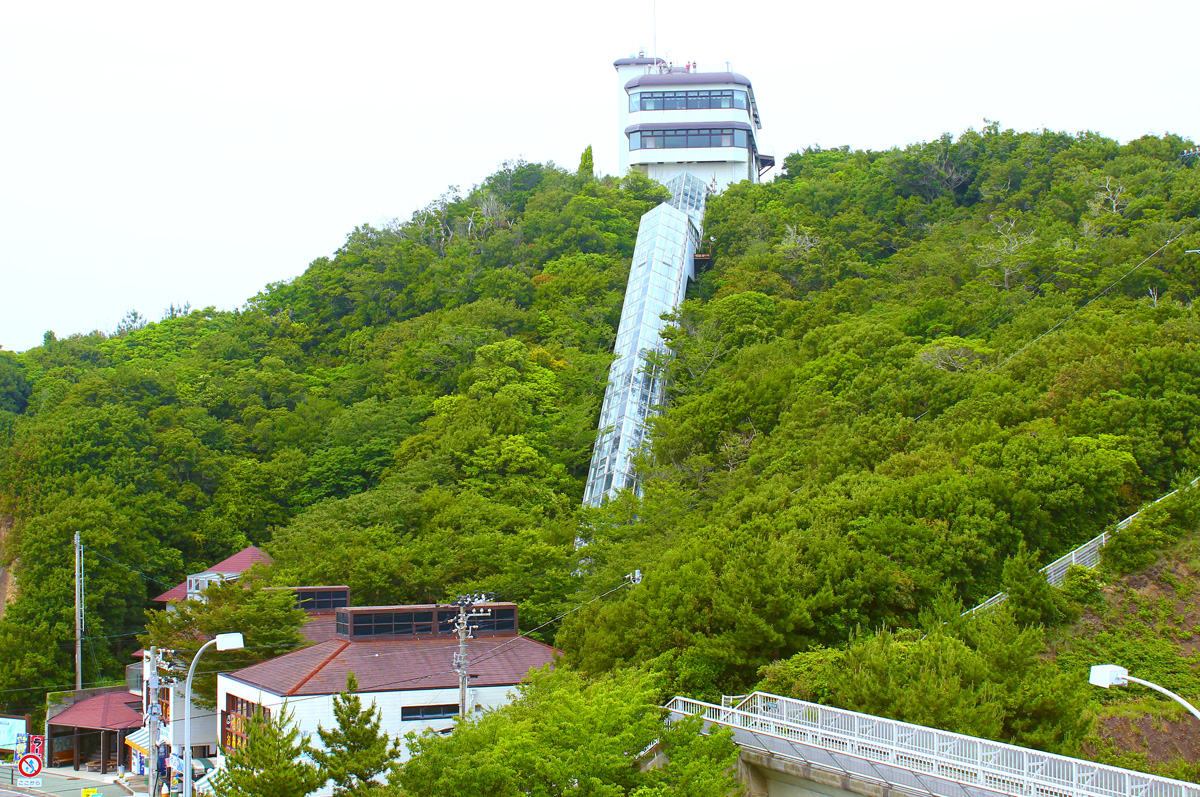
[124,726,151,756]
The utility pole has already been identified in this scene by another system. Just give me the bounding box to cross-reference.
[146,647,161,797]
[74,530,83,692]
[451,594,492,720]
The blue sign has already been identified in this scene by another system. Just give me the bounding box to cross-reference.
[0,719,25,750]
[11,731,29,763]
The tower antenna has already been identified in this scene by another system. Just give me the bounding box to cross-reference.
[652,0,657,67]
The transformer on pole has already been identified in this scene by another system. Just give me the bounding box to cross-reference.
[451,594,493,720]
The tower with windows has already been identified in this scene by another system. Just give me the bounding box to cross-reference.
[582,56,770,509]
[614,55,773,191]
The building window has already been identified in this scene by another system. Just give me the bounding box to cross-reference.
[337,604,518,639]
[158,685,171,725]
[628,128,748,151]
[401,704,460,721]
[295,588,350,611]
[474,607,517,633]
[630,89,748,113]
[222,695,270,751]
[351,610,438,637]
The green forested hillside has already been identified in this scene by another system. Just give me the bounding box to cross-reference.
[1,129,1198,761]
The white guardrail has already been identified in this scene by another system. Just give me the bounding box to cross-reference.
[964,476,1200,616]
[668,692,1200,797]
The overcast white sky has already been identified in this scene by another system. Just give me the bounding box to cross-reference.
[2,0,1196,352]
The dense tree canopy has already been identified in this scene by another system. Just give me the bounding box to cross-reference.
[140,578,307,707]
[1,130,1198,775]
[394,667,743,797]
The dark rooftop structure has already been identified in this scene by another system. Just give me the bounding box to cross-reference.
[226,601,557,697]
[613,56,666,67]
[287,585,351,645]
[623,71,752,89]
[293,585,350,612]
[333,602,517,640]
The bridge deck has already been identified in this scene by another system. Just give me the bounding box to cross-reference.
[666,693,1200,797]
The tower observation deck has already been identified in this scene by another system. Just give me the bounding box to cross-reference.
[582,55,771,508]
[614,54,773,191]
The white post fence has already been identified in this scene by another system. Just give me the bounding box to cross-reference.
[668,691,1200,797]
[964,476,1199,616]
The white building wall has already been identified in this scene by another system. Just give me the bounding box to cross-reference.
[627,106,755,128]
[165,681,218,750]
[634,158,751,192]
[615,60,664,176]
[216,675,523,796]
[616,59,763,191]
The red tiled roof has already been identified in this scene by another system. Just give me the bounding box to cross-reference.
[300,614,338,645]
[227,635,559,697]
[49,692,143,731]
[153,545,273,602]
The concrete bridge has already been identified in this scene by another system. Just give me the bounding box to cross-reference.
[666,692,1200,797]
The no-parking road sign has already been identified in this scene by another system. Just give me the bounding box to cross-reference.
[16,753,42,777]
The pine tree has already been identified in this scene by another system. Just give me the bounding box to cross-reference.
[1001,542,1064,627]
[312,673,402,795]
[210,706,324,797]
[577,144,594,180]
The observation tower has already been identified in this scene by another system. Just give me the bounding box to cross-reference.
[582,54,771,509]
[614,54,772,191]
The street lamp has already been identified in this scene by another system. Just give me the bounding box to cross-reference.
[184,632,244,797]
[1089,664,1200,722]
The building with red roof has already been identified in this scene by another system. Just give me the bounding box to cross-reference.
[133,583,351,782]
[47,690,143,773]
[216,601,558,794]
[153,545,273,603]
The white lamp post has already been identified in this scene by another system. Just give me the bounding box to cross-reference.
[184,632,244,797]
[1089,664,1200,722]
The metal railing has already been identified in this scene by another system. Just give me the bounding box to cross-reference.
[964,476,1199,616]
[668,691,1200,797]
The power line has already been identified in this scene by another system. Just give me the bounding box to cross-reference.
[470,574,640,671]
[168,575,644,709]
[850,162,1193,423]
[767,152,1200,484]
[82,544,176,590]
[957,157,1191,343]
[988,218,1200,374]
[0,580,639,730]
